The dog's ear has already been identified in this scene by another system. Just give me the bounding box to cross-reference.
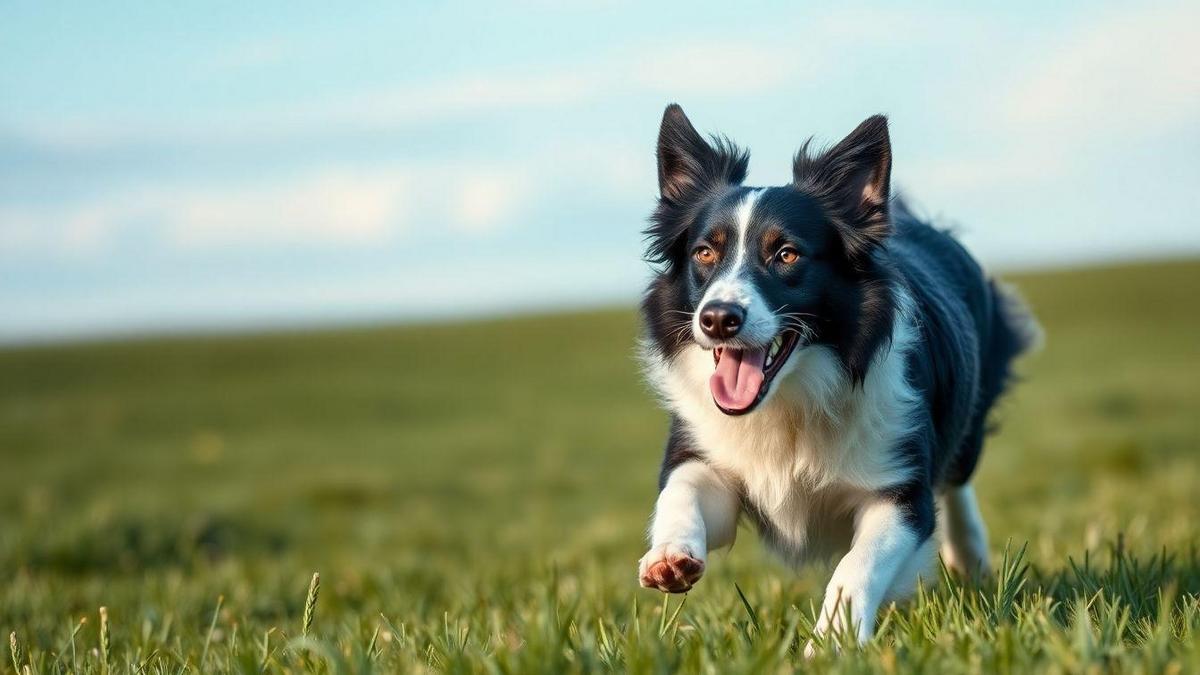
[793,114,892,259]
[656,104,748,204]
[646,105,749,266]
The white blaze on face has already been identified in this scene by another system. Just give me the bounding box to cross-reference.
[692,188,777,347]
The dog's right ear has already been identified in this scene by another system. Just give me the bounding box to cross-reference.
[656,104,748,204]
[646,105,748,266]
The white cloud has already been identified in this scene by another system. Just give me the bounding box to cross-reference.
[264,39,812,138]
[0,169,410,255]
[908,1,1200,196]
[452,171,530,234]
[4,28,843,153]
[896,2,1200,269]
[0,202,128,257]
[0,161,548,257]
[1005,3,1200,138]
[166,170,409,249]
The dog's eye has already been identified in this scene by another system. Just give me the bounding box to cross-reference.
[775,246,801,265]
[693,246,717,265]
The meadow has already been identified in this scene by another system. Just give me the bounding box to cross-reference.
[2,259,1199,673]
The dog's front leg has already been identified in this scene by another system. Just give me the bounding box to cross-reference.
[639,459,739,593]
[807,485,934,652]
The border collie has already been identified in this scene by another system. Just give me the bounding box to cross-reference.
[636,105,1039,649]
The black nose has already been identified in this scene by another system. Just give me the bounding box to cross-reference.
[699,302,745,339]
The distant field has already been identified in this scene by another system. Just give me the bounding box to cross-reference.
[2,259,1199,673]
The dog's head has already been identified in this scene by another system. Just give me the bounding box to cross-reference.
[642,104,898,415]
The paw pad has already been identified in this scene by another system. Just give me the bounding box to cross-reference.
[638,546,704,593]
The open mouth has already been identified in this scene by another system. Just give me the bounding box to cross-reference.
[709,331,802,415]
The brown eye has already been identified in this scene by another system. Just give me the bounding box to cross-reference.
[776,246,801,265]
[693,246,717,265]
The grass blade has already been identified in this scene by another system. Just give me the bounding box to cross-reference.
[199,594,223,671]
[734,583,761,633]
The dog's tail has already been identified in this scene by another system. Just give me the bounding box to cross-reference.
[979,279,1042,418]
[991,280,1043,363]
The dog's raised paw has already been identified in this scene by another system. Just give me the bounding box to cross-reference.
[638,543,704,593]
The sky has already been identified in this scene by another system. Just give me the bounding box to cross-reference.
[2,1,1198,342]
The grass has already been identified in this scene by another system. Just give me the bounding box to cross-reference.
[2,258,1199,673]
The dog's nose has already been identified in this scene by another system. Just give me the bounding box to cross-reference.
[699,302,745,340]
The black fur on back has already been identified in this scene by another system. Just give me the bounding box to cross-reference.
[867,203,1039,490]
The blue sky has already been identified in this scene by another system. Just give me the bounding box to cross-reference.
[2,1,1197,341]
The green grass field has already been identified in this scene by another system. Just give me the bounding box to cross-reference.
[3,259,1200,673]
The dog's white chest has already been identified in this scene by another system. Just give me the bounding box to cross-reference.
[687,401,892,564]
[643,330,921,564]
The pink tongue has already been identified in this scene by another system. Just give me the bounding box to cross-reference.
[709,347,767,412]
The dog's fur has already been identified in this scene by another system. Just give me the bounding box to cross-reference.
[636,105,1039,648]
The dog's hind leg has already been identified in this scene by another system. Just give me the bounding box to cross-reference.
[937,483,991,577]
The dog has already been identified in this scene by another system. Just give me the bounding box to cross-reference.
[636,104,1039,649]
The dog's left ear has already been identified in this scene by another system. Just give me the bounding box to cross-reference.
[793,115,892,259]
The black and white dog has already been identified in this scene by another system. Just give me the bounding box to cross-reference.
[637,105,1039,647]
